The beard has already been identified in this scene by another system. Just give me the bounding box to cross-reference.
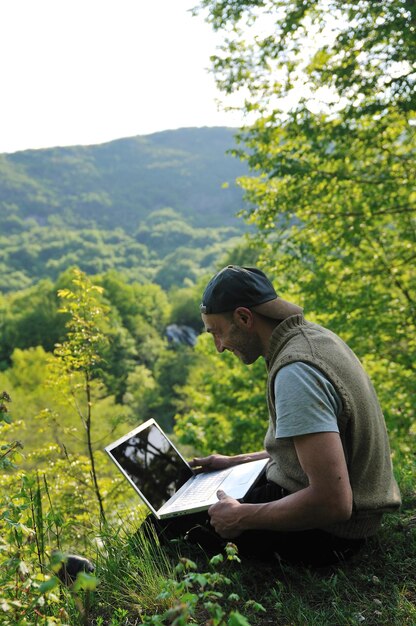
[227,324,263,365]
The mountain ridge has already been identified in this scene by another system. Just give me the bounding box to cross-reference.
[0,127,250,292]
[0,126,248,230]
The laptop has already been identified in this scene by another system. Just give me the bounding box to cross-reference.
[105,418,268,519]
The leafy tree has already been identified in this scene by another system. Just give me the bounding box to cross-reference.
[150,344,200,431]
[100,324,138,403]
[220,240,262,269]
[175,333,268,455]
[123,364,157,421]
[193,0,416,433]
[154,251,202,290]
[103,279,171,334]
[0,391,22,471]
[6,346,51,392]
[0,279,66,366]
[131,316,167,370]
[238,112,415,365]
[195,0,415,116]
[0,346,126,463]
[51,269,110,524]
[170,284,205,331]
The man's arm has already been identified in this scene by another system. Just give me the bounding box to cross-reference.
[190,450,270,473]
[208,431,352,538]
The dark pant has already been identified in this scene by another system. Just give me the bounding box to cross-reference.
[145,479,365,567]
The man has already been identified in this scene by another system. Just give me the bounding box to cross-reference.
[190,265,401,566]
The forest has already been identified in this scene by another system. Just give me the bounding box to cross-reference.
[1,1,415,625]
[0,126,248,292]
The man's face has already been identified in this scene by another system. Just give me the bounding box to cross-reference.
[202,312,263,365]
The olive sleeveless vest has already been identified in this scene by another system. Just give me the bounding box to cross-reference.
[264,315,401,538]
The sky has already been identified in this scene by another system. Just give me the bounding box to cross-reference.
[0,0,247,154]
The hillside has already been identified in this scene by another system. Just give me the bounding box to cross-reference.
[0,126,247,230]
[0,127,250,291]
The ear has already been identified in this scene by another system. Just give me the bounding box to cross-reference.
[233,307,254,328]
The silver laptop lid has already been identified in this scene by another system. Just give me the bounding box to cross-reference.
[105,418,194,515]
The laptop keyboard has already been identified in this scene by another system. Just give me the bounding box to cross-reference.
[185,469,231,501]
[165,468,232,512]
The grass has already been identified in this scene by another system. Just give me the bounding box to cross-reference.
[90,489,416,625]
[1,438,413,625]
[95,523,180,619]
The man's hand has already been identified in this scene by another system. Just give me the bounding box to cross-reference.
[190,454,234,473]
[190,450,269,473]
[208,489,243,539]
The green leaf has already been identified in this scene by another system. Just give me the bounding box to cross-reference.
[209,553,224,566]
[228,593,240,602]
[38,576,60,593]
[245,600,266,613]
[228,611,252,626]
[72,571,98,592]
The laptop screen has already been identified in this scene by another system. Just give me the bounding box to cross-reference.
[108,421,194,511]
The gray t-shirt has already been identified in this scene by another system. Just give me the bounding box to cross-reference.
[274,362,341,438]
